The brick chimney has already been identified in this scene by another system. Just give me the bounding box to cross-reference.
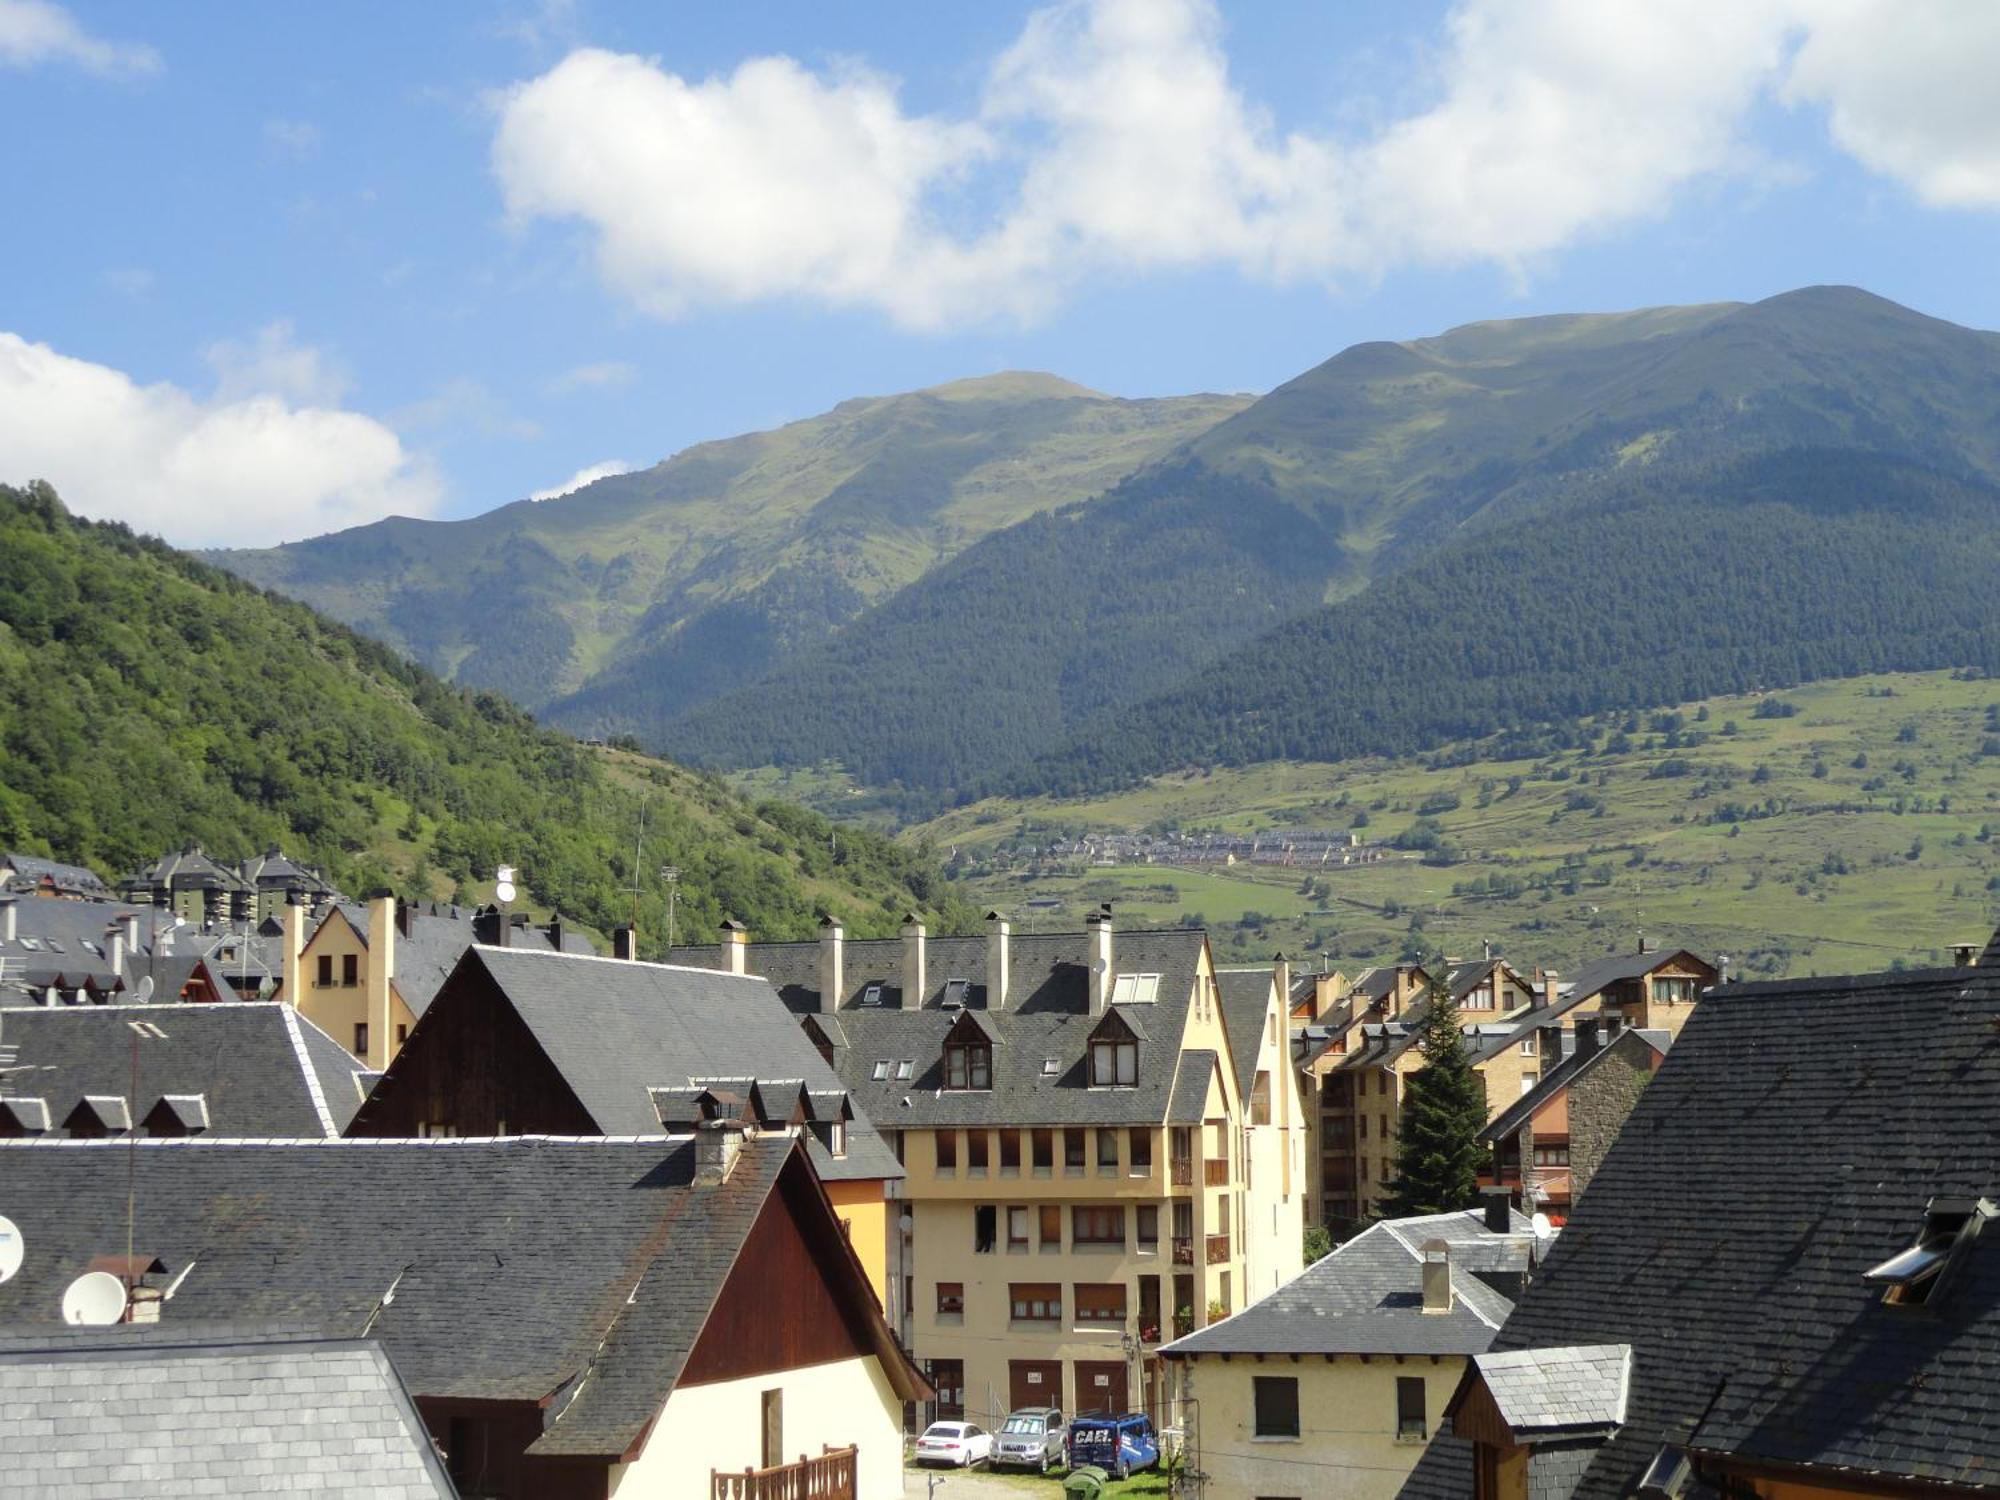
[818,914,844,1013]
[1086,909,1113,1015]
[985,911,1010,1012]
[613,924,638,962]
[1541,969,1560,1010]
[1421,1240,1453,1313]
[901,915,927,1010]
[719,919,748,976]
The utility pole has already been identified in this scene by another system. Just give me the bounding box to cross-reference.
[659,866,680,953]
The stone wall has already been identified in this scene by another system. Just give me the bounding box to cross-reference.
[1567,1033,1658,1200]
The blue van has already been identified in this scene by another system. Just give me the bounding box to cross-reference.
[1066,1413,1159,1479]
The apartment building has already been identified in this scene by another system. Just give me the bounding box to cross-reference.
[680,911,1302,1429]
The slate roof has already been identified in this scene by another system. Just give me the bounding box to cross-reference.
[1403,962,2000,1500]
[1466,949,1706,1065]
[413,948,897,1182]
[0,898,166,1002]
[1162,1208,1525,1358]
[1479,1026,1671,1144]
[1214,967,1276,1101]
[328,901,595,1020]
[1,852,108,894]
[1166,1049,1219,1124]
[0,1133,862,1460]
[0,1002,358,1137]
[1474,1345,1632,1436]
[797,928,1213,1129]
[0,1325,456,1497]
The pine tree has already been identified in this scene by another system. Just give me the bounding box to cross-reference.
[1382,962,1489,1217]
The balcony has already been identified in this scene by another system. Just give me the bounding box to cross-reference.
[1203,1159,1229,1187]
[712,1445,857,1500]
[1204,1233,1231,1265]
[1170,1159,1193,1187]
[1171,1236,1194,1265]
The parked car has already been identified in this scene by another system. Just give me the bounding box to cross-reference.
[1067,1413,1159,1480]
[993,1406,1067,1471]
[915,1421,992,1468]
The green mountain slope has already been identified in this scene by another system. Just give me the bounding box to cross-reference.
[0,483,970,949]
[662,288,2000,797]
[213,374,1248,716]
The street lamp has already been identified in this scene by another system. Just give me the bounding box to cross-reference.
[659,866,680,952]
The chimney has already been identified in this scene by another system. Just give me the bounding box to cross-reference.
[1537,1022,1563,1065]
[1955,942,1979,967]
[1575,1016,1602,1059]
[1421,1240,1453,1314]
[819,915,845,1012]
[1085,909,1113,1015]
[121,912,140,951]
[0,896,14,944]
[719,919,748,976]
[985,912,1010,1012]
[1482,1186,1512,1235]
[127,1285,164,1325]
[281,891,307,1004]
[396,899,415,940]
[546,913,564,952]
[1601,1013,1625,1044]
[1482,938,1493,962]
[1541,969,1560,1010]
[106,924,126,983]
[1637,933,1658,955]
[365,893,396,1071]
[1272,951,1291,1021]
[900,915,927,1009]
[613,924,638,962]
[694,1118,749,1186]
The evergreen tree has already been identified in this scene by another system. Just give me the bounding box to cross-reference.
[1382,963,1489,1217]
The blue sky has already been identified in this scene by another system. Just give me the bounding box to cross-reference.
[3,0,1998,545]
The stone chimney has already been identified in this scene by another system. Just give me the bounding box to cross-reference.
[1541,969,1560,1010]
[281,890,307,1004]
[1086,909,1114,1015]
[901,915,927,1010]
[613,924,638,962]
[1601,1013,1624,1044]
[819,915,844,1012]
[1421,1240,1453,1314]
[1482,1186,1512,1235]
[694,1118,750,1187]
[1575,1016,1603,1060]
[719,919,748,976]
[1537,1021,1563,1066]
[985,912,1010,1012]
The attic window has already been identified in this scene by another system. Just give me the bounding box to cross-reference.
[1090,1035,1138,1088]
[1110,973,1162,1005]
[872,1060,890,1081]
[1042,1057,1060,1076]
[942,977,971,1009]
[862,983,885,1007]
[1864,1196,1995,1307]
[944,1039,991,1091]
[1636,1446,1693,1500]
[895,1060,914,1081]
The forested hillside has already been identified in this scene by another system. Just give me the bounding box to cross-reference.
[0,483,971,950]
[215,374,1246,718]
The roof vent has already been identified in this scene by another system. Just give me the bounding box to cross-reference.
[1864,1196,1996,1307]
[1421,1239,1453,1314]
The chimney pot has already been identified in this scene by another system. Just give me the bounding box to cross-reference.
[1420,1240,1453,1314]
[1955,942,1978,967]
[1482,1186,1512,1235]
[719,919,748,976]
[613,925,638,962]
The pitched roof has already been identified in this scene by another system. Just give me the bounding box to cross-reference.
[327,902,595,1019]
[0,1002,359,1136]
[431,948,898,1182]
[0,897,166,1001]
[1468,948,1708,1064]
[1162,1208,1526,1358]
[0,1325,455,1497]
[1,852,108,893]
[1474,1345,1632,1437]
[1406,963,2000,1500]
[0,1133,907,1459]
[1479,1026,1671,1144]
[1214,967,1275,1100]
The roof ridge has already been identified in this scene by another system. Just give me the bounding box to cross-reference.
[479,946,770,980]
[281,1004,338,1138]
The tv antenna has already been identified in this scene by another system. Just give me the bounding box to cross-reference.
[659,865,680,952]
[61,1270,128,1325]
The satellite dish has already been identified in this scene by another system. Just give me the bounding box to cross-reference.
[133,976,154,1005]
[1530,1212,1554,1240]
[0,1216,22,1284]
[494,866,517,904]
[61,1270,127,1326]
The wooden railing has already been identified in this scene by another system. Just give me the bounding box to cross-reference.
[1205,1233,1231,1265]
[712,1445,857,1500]
[1170,1158,1192,1186]
[1203,1159,1229,1186]
[1172,1236,1194,1265]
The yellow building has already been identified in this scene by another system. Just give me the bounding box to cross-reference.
[706,913,1304,1429]
[1161,1202,1539,1500]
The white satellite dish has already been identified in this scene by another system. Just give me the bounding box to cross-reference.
[494,865,517,904]
[61,1270,127,1326]
[0,1216,22,1284]
[1530,1212,1554,1240]
[133,976,154,1005]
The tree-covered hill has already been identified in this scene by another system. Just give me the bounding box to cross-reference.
[0,483,971,950]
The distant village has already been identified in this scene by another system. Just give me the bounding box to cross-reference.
[3,841,1989,1500]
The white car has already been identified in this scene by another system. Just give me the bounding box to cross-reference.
[915,1420,993,1468]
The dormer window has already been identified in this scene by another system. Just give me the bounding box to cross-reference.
[1089,1012,1140,1088]
[1864,1196,1995,1306]
[829,1119,847,1158]
[944,1039,991,1090]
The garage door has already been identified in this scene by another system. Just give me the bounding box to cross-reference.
[1074,1360,1128,1415]
[1010,1360,1063,1414]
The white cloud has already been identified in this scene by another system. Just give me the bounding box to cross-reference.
[546,359,637,394]
[0,331,439,548]
[0,0,158,74]
[531,459,634,500]
[490,0,2000,330]
[204,321,352,406]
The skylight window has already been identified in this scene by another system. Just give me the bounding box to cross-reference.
[1864,1196,1995,1306]
[871,1060,890,1081]
[894,1060,913,1080]
[942,977,971,1009]
[862,983,885,1007]
[1042,1057,1060,1076]
[18,938,40,951]
[1110,973,1161,1005]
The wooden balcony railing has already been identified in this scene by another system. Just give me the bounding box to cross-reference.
[1205,1233,1231,1265]
[1171,1236,1194,1265]
[1170,1159,1192,1187]
[712,1445,857,1500]
[1203,1159,1229,1186]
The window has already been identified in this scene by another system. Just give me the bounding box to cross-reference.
[1009,1206,1030,1249]
[1520,1034,1538,1056]
[937,1282,965,1316]
[1074,1282,1126,1325]
[1656,976,1698,1004]
[974,1204,997,1253]
[1064,1128,1087,1171]
[1254,1376,1301,1439]
[1520,1074,1538,1095]
[1251,1071,1272,1126]
[1136,1205,1159,1250]
[1032,1128,1054,1171]
[1000,1129,1021,1172]
[315,954,333,986]
[944,1040,992,1090]
[1466,984,1494,1011]
[395,1024,409,1046]
[1110,973,1161,1004]
[1128,1128,1153,1173]
[1073,1205,1124,1246]
[341,953,359,987]
[1010,1283,1061,1322]
[1396,1376,1427,1439]
[1097,1128,1119,1170]
[871,1059,889,1080]
[1037,1204,1063,1250]
[830,1119,847,1158]
[967,1131,990,1173]
[1533,1145,1570,1167]
[1042,1056,1061,1076]
[1090,1036,1138,1087]
[352,1023,369,1057]
[936,1131,958,1173]
[895,1060,914,1080]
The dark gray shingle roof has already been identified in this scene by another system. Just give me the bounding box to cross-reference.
[1475,1345,1632,1435]
[1479,1027,1671,1144]
[1214,967,1274,1101]
[0,1326,456,1497]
